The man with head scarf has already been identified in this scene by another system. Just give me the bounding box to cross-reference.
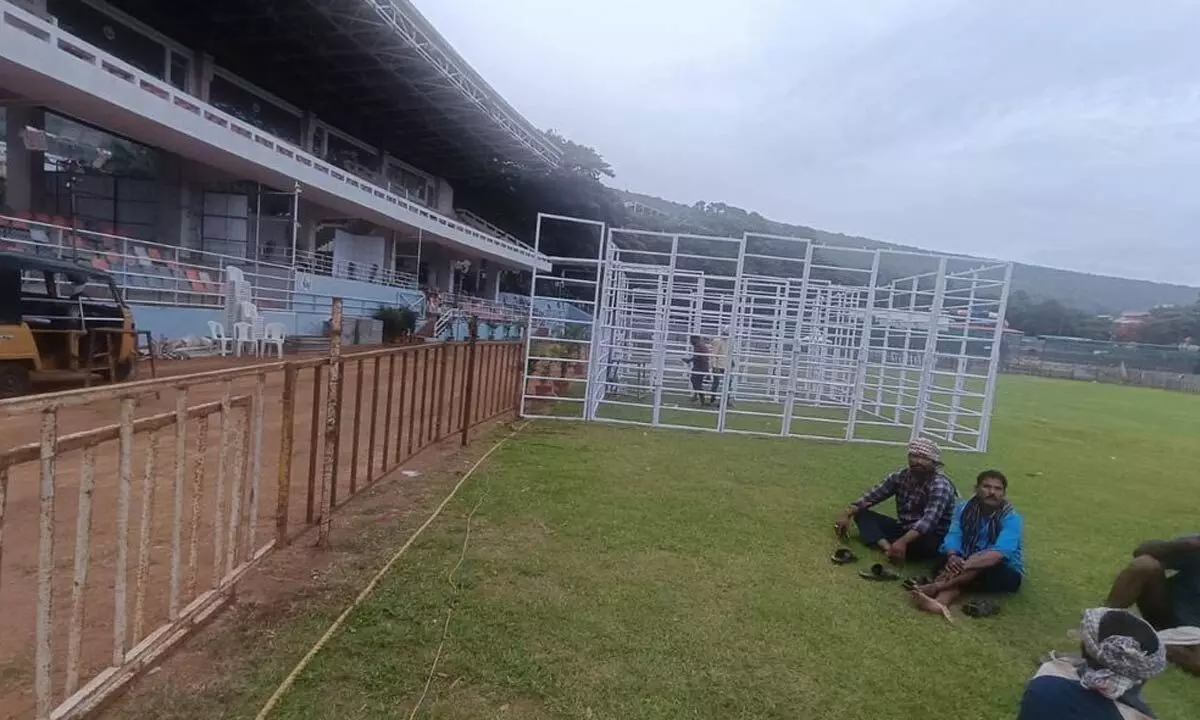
[1017,608,1199,719]
[834,438,957,563]
[910,469,1024,616]
[1104,533,1200,675]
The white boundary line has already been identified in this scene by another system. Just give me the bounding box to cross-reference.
[254,421,531,719]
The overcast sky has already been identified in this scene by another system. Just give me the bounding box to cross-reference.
[416,0,1200,286]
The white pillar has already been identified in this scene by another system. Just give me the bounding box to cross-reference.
[4,106,46,214]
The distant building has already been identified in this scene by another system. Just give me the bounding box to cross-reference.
[1112,311,1151,340]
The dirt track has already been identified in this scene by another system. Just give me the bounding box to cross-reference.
[0,341,523,718]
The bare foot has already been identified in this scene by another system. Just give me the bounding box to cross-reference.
[911,590,955,624]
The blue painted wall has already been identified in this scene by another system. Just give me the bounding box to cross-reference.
[131,273,424,340]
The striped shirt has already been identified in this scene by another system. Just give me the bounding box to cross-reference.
[853,468,957,539]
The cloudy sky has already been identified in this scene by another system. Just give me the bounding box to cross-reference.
[416,0,1200,286]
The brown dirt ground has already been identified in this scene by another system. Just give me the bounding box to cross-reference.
[0,341,524,719]
[97,418,525,720]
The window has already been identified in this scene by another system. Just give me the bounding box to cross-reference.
[168,50,189,91]
[384,160,437,207]
[324,129,378,181]
[48,0,191,90]
[209,72,303,145]
[201,192,249,258]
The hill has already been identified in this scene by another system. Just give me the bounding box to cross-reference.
[616,191,1198,314]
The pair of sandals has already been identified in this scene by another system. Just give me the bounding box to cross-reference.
[829,547,1000,618]
[831,548,901,581]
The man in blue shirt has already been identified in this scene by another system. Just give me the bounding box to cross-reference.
[911,469,1024,616]
[1105,532,1200,675]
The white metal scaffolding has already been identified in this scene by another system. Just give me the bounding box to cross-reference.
[522,214,1012,452]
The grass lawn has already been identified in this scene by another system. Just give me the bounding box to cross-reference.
[266,375,1200,719]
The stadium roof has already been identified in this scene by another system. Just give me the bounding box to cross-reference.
[106,0,562,180]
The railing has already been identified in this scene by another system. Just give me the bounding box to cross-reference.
[0,309,524,720]
[0,214,292,309]
[294,250,418,290]
[456,209,528,248]
[0,2,549,269]
[0,215,535,337]
[427,289,529,326]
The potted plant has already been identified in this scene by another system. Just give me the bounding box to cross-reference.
[373,305,416,344]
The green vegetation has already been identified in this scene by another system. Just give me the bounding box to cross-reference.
[256,376,1200,719]
[373,305,417,343]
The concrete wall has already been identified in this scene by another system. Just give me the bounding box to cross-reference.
[132,272,423,341]
[294,272,423,312]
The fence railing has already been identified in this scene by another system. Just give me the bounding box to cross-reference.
[1004,357,1200,393]
[1,214,293,309]
[0,305,524,720]
[0,216,531,334]
[294,250,419,290]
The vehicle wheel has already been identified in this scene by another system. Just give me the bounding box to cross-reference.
[113,358,137,383]
[0,363,32,399]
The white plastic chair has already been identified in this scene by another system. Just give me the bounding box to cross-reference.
[261,322,287,358]
[233,321,257,357]
[208,320,232,356]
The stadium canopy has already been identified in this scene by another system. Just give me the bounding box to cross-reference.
[106,0,562,181]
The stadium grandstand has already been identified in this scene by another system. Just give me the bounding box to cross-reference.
[0,0,560,342]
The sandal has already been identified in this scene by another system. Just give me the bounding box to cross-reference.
[963,599,1001,618]
[831,548,858,565]
[859,563,900,581]
[903,575,932,591]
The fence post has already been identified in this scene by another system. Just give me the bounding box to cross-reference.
[275,363,296,546]
[461,316,479,447]
[317,298,343,548]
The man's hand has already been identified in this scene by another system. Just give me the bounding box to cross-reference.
[834,509,854,539]
[945,554,965,576]
[887,539,908,562]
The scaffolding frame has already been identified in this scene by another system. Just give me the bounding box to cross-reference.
[522,214,1012,452]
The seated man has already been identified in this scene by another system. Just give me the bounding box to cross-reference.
[834,438,956,563]
[912,470,1024,616]
[1018,608,1170,719]
[1105,532,1200,675]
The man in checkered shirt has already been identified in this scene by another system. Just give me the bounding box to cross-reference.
[834,438,958,563]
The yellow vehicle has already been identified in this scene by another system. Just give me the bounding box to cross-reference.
[0,252,137,398]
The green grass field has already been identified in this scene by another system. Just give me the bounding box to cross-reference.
[237,376,1200,718]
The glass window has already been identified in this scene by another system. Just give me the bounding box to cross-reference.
[169,50,189,91]
[209,73,303,145]
[48,0,168,80]
[325,132,378,180]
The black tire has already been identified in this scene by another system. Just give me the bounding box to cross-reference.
[0,363,32,399]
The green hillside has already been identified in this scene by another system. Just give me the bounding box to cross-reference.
[617,191,1197,314]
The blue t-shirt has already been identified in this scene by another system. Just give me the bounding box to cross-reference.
[940,501,1025,574]
[1018,676,1154,720]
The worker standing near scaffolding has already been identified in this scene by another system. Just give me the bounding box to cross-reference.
[685,335,712,405]
[710,334,732,407]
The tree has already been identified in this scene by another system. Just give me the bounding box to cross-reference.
[543,129,613,181]
[1005,291,1110,339]
[1132,300,1200,345]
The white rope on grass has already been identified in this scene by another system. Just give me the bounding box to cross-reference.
[255,421,530,720]
[406,483,488,719]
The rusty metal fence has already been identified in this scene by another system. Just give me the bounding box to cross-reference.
[0,308,523,720]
